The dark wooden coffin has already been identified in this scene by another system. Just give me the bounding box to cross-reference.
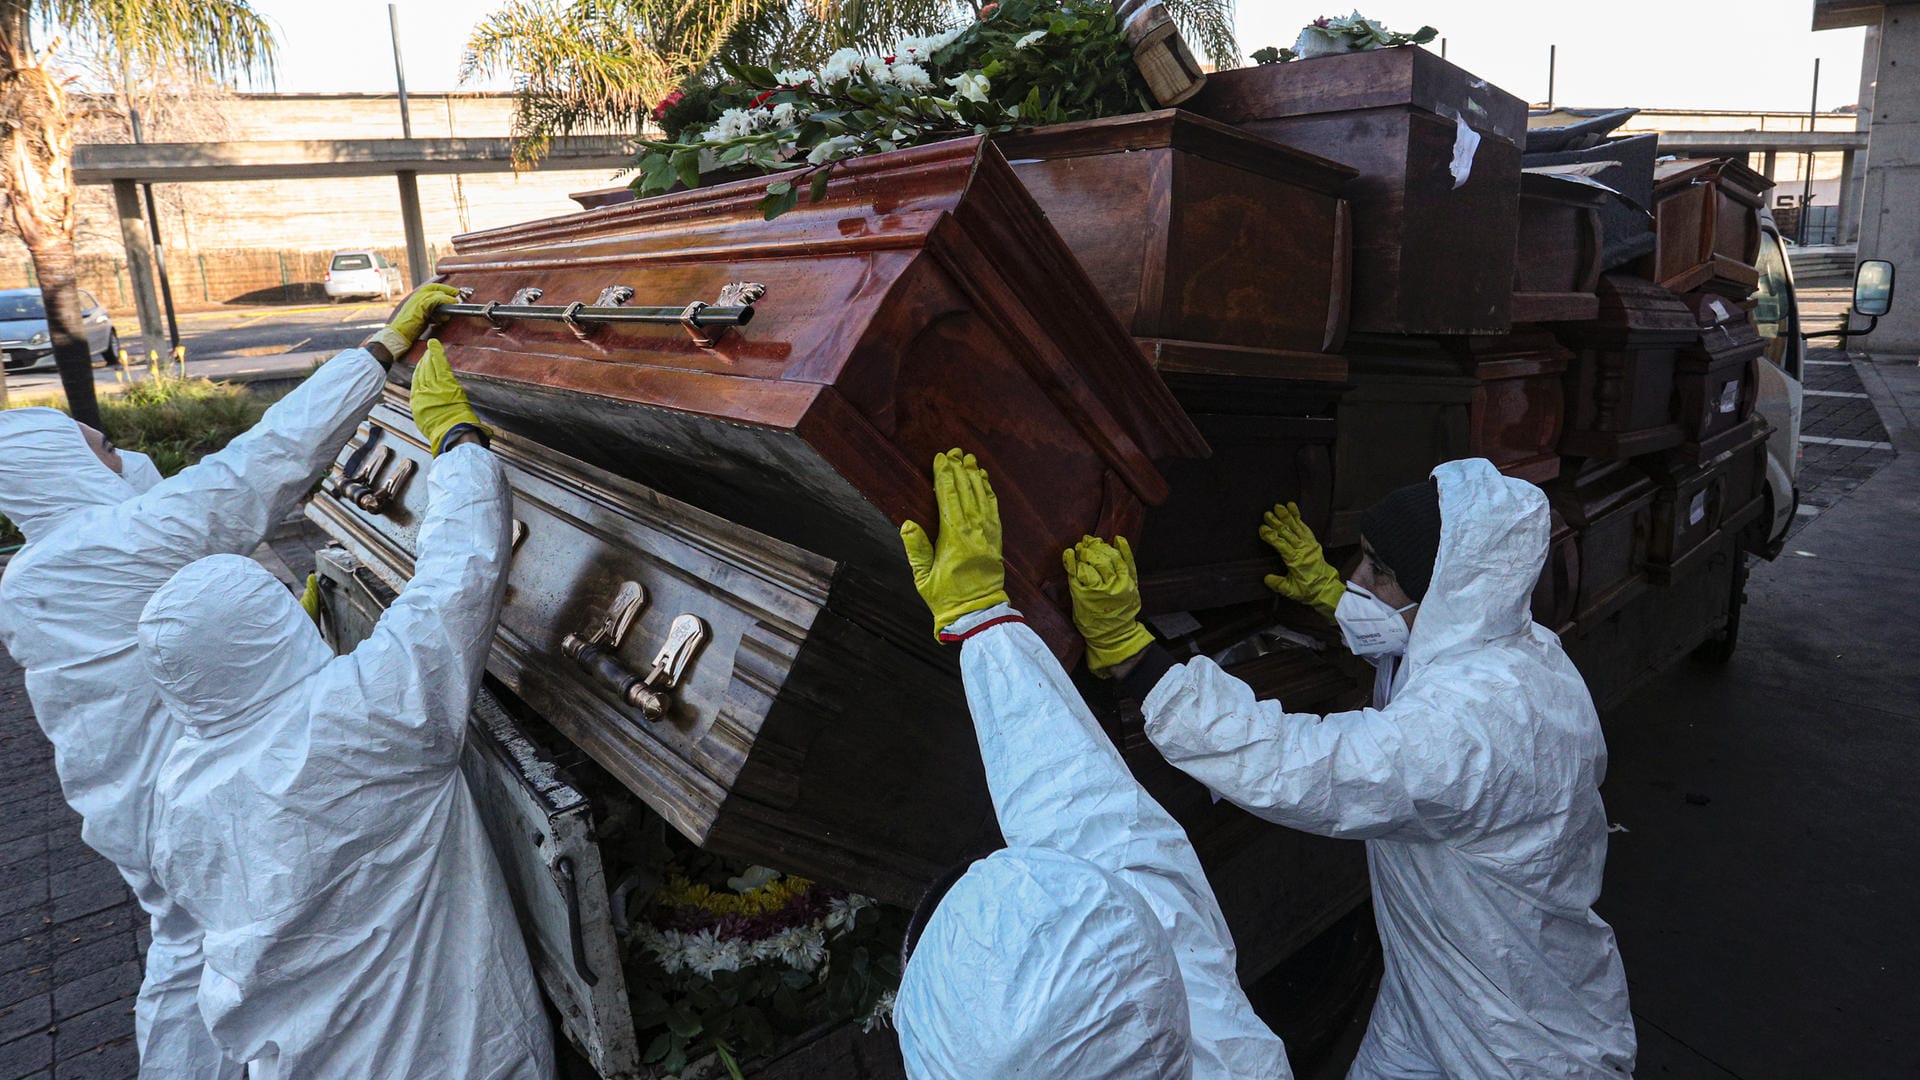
[1554,274,1695,459]
[1641,157,1771,299]
[1189,47,1527,335]
[310,398,996,906]
[1329,335,1478,544]
[1547,458,1656,624]
[1512,172,1605,323]
[1521,132,1658,272]
[1137,373,1341,614]
[1447,327,1571,484]
[1674,292,1763,463]
[419,138,1208,661]
[1532,506,1580,634]
[995,109,1357,358]
[1640,420,1770,584]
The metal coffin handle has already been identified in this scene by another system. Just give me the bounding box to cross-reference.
[552,856,597,986]
[558,583,707,722]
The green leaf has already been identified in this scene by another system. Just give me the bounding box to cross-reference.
[666,1004,703,1039]
[758,183,800,220]
[670,148,701,191]
[716,1041,747,1080]
[766,179,793,196]
[643,1032,673,1064]
[809,168,833,204]
[662,1045,688,1075]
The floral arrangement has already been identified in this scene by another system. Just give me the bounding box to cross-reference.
[1254,10,1437,64]
[630,0,1152,220]
[624,855,906,1077]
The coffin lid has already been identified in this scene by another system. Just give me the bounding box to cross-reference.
[1562,273,1699,343]
[994,108,1357,194]
[1188,47,1528,145]
[1652,157,1773,204]
[1549,458,1656,526]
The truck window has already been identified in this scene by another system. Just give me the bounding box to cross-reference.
[332,253,373,272]
[1751,232,1800,378]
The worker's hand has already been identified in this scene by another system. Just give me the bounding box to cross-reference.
[900,448,1011,638]
[1260,501,1344,622]
[366,283,461,359]
[299,573,322,626]
[410,339,491,456]
[1062,535,1156,674]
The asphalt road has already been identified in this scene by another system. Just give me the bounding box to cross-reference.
[1,301,395,399]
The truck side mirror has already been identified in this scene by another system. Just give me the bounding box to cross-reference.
[1854,260,1895,317]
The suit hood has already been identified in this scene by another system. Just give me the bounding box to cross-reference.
[0,407,133,539]
[1406,458,1551,667]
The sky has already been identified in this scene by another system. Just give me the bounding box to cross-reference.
[241,0,1869,114]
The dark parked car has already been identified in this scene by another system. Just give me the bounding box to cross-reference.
[0,288,119,372]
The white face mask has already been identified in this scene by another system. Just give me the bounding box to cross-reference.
[118,449,163,494]
[1335,583,1416,658]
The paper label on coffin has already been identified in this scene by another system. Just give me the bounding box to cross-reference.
[309,397,999,905]
[414,137,1207,663]
[1719,381,1740,414]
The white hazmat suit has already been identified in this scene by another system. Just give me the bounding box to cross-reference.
[0,350,388,1078]
[896,603,1290,1079]
[1142,458,1635,1078]
[142,441,555,1080]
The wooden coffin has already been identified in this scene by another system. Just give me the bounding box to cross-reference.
[1512,172,1605,323]
[1521,132,1659,272]
[1641,157,1771,299]
[419,138,1208,662]
[308,398,999,905]
[1137,374,1341,614]
[1189,47,1527,335]
[1641,420,1769,584]
[1447,327,1571,484]
[1674,292,1763,463]
[1554,274,1695,459]
[1532,506,1581,635]
[1721,417,1773,553]
[995,109,1357,358]
[1547,459,1656,624]
[1329,336,1478,544]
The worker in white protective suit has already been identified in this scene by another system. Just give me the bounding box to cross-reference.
[141,339,554,1080]
[0,284,460,1079]
[1069,458,1636,1079]
[891,448,1290,1079]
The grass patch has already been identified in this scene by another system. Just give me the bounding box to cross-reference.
[2,372,280,549]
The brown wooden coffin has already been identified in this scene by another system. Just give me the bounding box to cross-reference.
[1641,157,1771,299]
[419,138,1208,661]
[1189,47,1527,335]
[1447,327,1571,484]
[995,109,1357,357]
[1532,506,1580,634]
[1136,374,1341,614]
[1640,419,1770,584]
[1512,172,1606,323]
[1329,336,1478,544]
[1720,418,1773,553]
[1554,274,1695,459]
[1673,292,1763,463]
[1547,458,1656,624]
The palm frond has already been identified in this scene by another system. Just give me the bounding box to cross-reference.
[1162,0,1237,70]
[41,0,276,85]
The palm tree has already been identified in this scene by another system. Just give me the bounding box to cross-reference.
[0,0,274,427]
[470,0,1237,167]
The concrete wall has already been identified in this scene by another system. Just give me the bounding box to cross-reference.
[1857,7,1920,352]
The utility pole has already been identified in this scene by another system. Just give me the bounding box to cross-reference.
[389,3,430,289]
[1799,58,1821,246]
[120,55,182,371]
[1440,37,1447,60]
[1547,44,1556,110]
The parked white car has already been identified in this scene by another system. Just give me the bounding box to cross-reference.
[324,250,403,301]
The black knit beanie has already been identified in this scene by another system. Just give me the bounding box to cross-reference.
[1360,479,1443,602]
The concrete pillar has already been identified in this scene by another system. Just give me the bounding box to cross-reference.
[111,179,165,361]
[1856,7,1920,352]
[1836,149,1858,244]
[1845,26,1881,244]
[1762,149,1778,181]
[396,170,430,289]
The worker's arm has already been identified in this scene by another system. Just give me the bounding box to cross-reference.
[347,440,512,762]
[1138,652,1490,841]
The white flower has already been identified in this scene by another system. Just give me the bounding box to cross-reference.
[768,101,799,128]
[707,107,756,140]
[862,989,897,1033]
[819,48,863,83]
[726,865,782,892]
[861,54,896,84]
[946,71,990,103]
[806,135,861,165]
[928,26,966,52]
[639,927,687,974]
[890,61,932,90]
[775,67,814,87]
[765,925,827,972]
[1015,30,1047,49]
[825,893,875,931]
[684,928,748,978]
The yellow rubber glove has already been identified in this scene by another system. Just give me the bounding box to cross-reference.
[899,448,1011,638]
[365,283,462,359]
[1260,501,1345,622]
[410,338,491,456]
[299,573,322,626]
[1062,535,1156,673]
